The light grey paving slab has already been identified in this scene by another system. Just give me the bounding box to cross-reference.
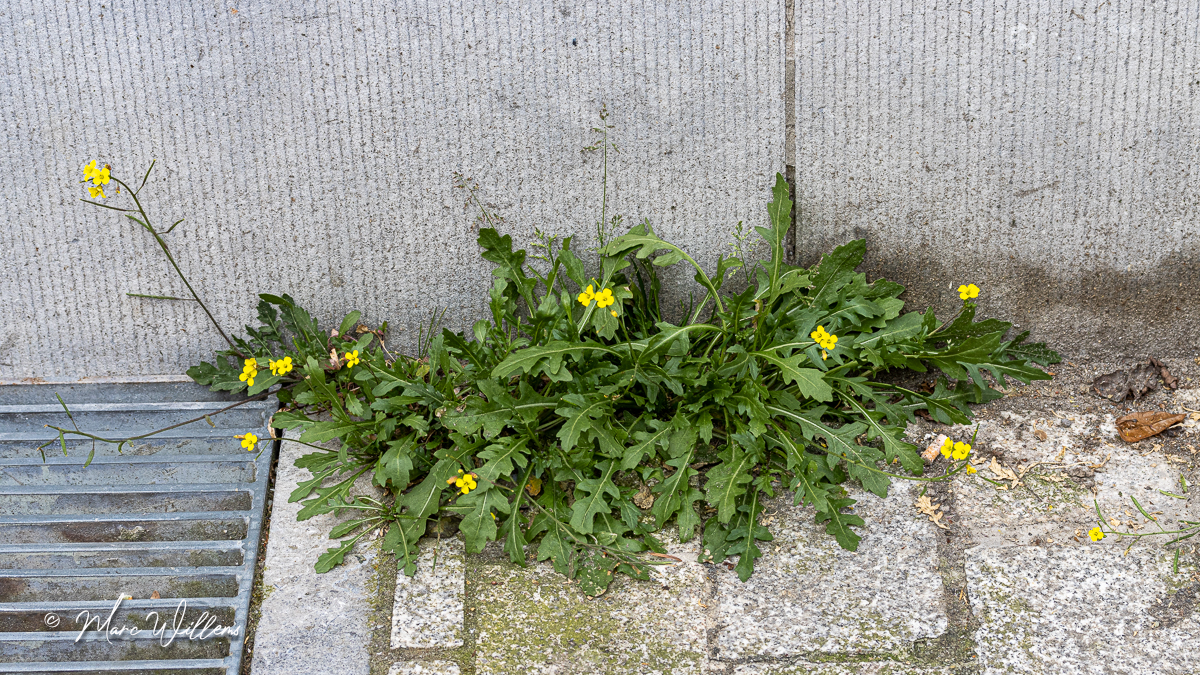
[944,413,1198,547]
[251,439,383,675]
[391,536,465,648]
[714,481,947,659]
[732,664,956,675]
[967,545,1200,675]
[388,661,462,675]
[472,541,709,675]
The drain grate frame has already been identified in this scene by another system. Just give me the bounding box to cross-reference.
[0,382,276,674]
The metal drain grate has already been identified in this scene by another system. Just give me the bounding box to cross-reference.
[0,382,276,674]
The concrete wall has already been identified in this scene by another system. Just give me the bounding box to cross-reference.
[794,0,1200,360]
[2,0,1197,381]
[0,0,783,380]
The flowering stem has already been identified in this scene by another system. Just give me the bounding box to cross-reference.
[40,391,272,451]
[109,174,241,356]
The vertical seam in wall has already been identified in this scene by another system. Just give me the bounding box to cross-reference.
[784,0,797,264]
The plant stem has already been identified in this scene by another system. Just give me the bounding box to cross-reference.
[113,176,241,355]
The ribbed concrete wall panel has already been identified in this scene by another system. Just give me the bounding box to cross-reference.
[795,0,1200,358]
[1,1,784,380]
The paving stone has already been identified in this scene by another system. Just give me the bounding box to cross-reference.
[471,541,709,674]
[251,439,383,675]
[967,545,1200,674]
[714,481,947,659]
[387,661,462,675]
[392,537,465,648]
[732,664,955,675]
[946,413,1197,547]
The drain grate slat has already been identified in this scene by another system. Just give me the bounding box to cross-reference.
[0,383,275,674]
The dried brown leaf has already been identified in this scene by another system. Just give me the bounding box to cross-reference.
[1115,412,1186,443]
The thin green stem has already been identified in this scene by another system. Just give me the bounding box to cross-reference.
[112,176,240,354]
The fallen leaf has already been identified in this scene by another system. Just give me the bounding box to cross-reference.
[526,476,542,497]
[150,591,161,599]
[1092,360,1177,402]
[915,494,950,530]
[1149,357,1179,389]
[632,484,654,509]
[989,457,1019,487]
[1115,412,1186,443]
[1034,429,1048,441]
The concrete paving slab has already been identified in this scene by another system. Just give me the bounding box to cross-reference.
[943,413,1198,548]
[713,481,947,659]
[251,439,384,675]
[471,541,710,675]
[967,545,1200,675]
[392,537,465,648]
[387,661,462,675]
[732,664,956,675]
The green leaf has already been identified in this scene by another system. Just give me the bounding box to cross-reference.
[446,487,508,553]
[622,419,673,470]
[570,460,620,534]
[754,352,832,402]
[300,420,367,444]
[704,445,755,523]
[854,311,925,348]
[475,437,530,484]
[839,394,923,474]
[808,239,866,308]
[491,341,609,379]
[536,524,575,575]
[817,497,865,551]
[755,173,792,297]
[375,435,415,489]
[315,537,358,573]
[338,310,362,336]
[555,394,611,454]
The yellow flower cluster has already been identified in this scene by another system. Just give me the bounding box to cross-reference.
[940,438,971,461]
[269,356,293,376]
[344,350,360,369]
[82,160,111,199]
[1088,526,1105,542]
[237,432,258,450]
[810,325,838,350]
[577,285,615,309]
[446,469,477,494]
[239,358,258,387]
[958,283,980,300]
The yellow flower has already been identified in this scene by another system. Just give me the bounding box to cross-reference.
[93,165,111,186]
[958,283,980,300]
[454,472,477,494]
[577,284,595,306]
[83,160,99,181]
[940,438,953,459]
[239,432,258,450]
[610,310,618,317]
[821,349,829,361]
[239,359,258,387]
[966,465,977,474]
[344,350,360,368]
[952,441,971,461]
[810,325,830,343]
[88,184,107,199]
[269,356,293,376]
[594,287,615,308]
[1088,526,1105,542]
[822,333,838,350]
